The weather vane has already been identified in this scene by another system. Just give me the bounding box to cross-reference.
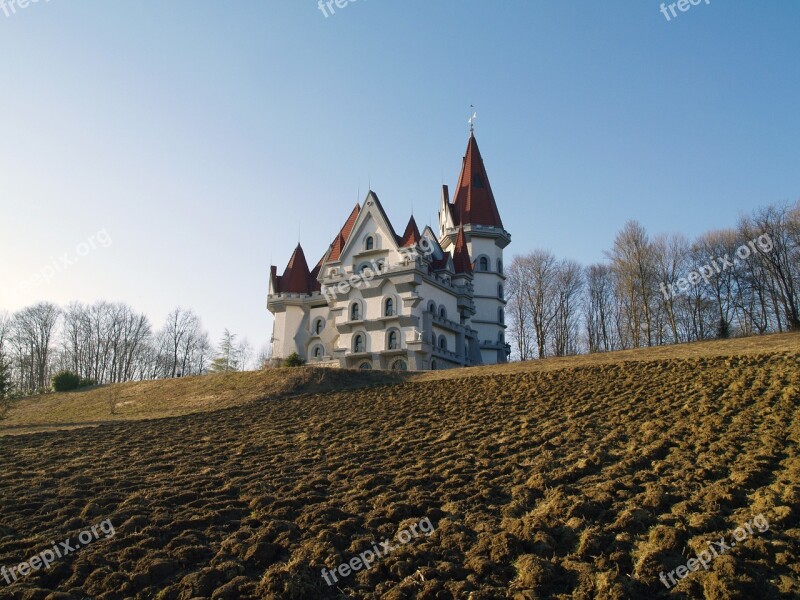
[468,105,477,133]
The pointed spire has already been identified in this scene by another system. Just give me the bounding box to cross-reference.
[452,226,473,274]
[277,243,312,293]
[451,134,503,228]
[399,215,421,248]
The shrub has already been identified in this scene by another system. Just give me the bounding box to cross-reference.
[283,352,306,368]
[52,371,94,392]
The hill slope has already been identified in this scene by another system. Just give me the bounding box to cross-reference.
[0,334,798,599]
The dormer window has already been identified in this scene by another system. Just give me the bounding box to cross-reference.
[365,236,374,250]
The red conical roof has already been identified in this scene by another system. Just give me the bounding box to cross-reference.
[451,226,473,274]
[452,134,503,228]
[276,243,312,294]
[398,215,421,247]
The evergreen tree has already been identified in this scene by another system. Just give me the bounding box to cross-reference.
[210,329,239,373]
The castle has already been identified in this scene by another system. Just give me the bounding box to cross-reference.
[267,132,510,370]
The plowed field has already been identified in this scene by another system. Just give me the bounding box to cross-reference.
[1,335,798,599]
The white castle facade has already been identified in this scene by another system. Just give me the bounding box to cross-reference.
[267,133,510,370]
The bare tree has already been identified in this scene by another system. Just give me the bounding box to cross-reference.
[506,257,534,360]
[10,302,61,393]
[519,250,559,359]
[585,264,617,352]
[160,307,203,377]
[740,204,800,330]
[692,230,739,338]
[551,259,584,356]
[607,221,656,348]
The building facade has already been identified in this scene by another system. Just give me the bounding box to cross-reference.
[267,133,510,370]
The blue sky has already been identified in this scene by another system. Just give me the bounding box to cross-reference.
[1,0,798,352]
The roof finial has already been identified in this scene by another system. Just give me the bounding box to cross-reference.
[468,105,477,134]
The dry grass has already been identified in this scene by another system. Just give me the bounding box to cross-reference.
[0,367,408,436]
[0,333,798,599]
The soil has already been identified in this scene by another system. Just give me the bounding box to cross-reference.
[0,342,798,599]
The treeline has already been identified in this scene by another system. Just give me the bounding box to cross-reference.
[0,303,259,398]
[506,200,800,360]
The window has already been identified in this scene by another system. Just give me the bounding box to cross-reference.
[431,332,436,346]
[385,298,394,316]
[388,330,399,350]
[354,334,365,353]
[365,236,374,250]
[473,173,484,188]
[439,335,447,351]
[497,259,503,273]
[359,361,372,370]
[479,256,489,271]
[313,345,323,358]
[439,306,447,319]
[314,318,324,335]
[498,308,504,324]
[430,359,437,370]
[391,359,407,371]
[428,301,436,313]
[351,303,360,321]
[498,284,504,300]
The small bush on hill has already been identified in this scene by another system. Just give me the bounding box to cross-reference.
[283,352,306,368]
[52,371,95,392]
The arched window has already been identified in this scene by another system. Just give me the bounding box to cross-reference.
[428,301,436,313]
[439,306,447,319]
[498,284,504,300]
[497,259,503,273]
[388,330,399,350]
[391,359,407,371]
[430,359,437,370]
[365,236,374,250]
[359,361,372,370]
[439,335,447,351]
[314,318,324,335]
[351,303,360,321]
[431,332,436,346]
[354,334,365,353]
[313,345,323,358]
[479,256,489,271]
[385,298,394,316]
[498,308,504,324]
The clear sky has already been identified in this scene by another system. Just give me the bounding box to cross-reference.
[1,0,798,352]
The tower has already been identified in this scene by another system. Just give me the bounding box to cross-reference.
[439,132,510,364]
